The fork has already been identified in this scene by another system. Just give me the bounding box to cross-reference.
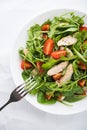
[0,76,37,111]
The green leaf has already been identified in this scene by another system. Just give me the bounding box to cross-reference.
[42,56,77,70]
[29,89,37,95]
[65,95,86,102]
[22,70,31,80]
[28,24,41,40]
[82,42,87,51]
[37,91,56,104]
[83,50,87,59]
[55,27,78,35]
[19,49,24,59]
[42,58,57,70]
[70,12,84,26]
[74,31,87,44]
[73,47,87,63]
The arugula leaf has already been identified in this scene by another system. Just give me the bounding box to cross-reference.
[42,56,77,70]
[82,42,87,50]
[73,47,87,63]
[74,31,87,51]
[28,24,41,40]
[22,70,31,80]
[42,58,57,70]
[70,12,84,26]
[19,48,36,67]
[48,13,84,38]
[55,27,78,35]
[83,50,87,59]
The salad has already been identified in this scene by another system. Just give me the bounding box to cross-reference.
[19,12,87,105]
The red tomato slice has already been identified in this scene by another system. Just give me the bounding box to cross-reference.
[78,80,86,87]
[41,24,50,31]
[21,60,32,70]
[45,94,52,100]
[43,38,54,55]
[36,61,44,74]
[80,26,87,31]
[53,73,62,80]
[51,50,67,59]
[84,40,87,44]
[78,61,87,70]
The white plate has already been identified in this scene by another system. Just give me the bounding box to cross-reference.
[11,9,87,115]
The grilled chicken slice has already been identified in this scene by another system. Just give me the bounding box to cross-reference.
[57,35,77,46]
[47,61,68,76]
[83,87,87,94]
[59,64,73,84]
[66,48,73,57]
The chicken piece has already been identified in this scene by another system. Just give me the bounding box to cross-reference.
[83,87,87,94]
[32,69,38,76]
[57,95,65,101]
[60,46,65,50]
[59,64,73,84]
[66,48,73,57]
[47,61,68,76]
[57,35,77,46]
[23,48,28,55]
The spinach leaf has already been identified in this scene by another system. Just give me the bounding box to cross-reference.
[37,91,56,104]
[29,89,37,95]
[55,27,78,35]
[65,95,86,103]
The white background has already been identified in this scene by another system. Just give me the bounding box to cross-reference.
[0,0,87,130]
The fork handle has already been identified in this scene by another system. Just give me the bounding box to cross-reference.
[0,100,12,111]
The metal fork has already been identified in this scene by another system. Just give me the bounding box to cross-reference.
[0,76,37,111]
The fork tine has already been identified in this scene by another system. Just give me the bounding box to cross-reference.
[22,78,34,88]
[16,76,32,90]
[21,82,37,97]
[27,82,37,92]
[24,76,32,84]
[17,87,24,93]
[25,81,36,90]
[16,81,30,92]
[16,76,37,98]
[21,92,28,97]
[19,89,26,95]
[17,78,36,94]
[16,76,34,91]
